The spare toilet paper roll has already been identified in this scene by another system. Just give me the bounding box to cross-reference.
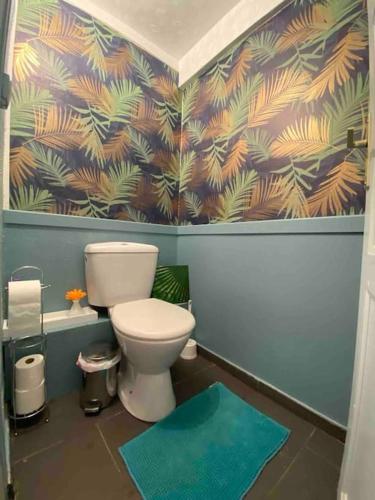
[15,379,45,416]
[8,280,41,338]
[15,354,45,391]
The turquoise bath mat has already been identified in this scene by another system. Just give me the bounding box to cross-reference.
[119,382,290,499]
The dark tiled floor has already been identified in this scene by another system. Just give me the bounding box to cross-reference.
[11,355,344,499]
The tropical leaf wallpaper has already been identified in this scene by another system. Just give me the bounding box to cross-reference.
[179,0,369,224]
[10,0,181,223]
[10,0,369,225]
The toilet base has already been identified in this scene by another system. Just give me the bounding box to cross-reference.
[118,364,176,422]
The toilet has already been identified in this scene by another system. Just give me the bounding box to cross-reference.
[84,242,195,422]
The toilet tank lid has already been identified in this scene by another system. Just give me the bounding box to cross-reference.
[85,242,159,254]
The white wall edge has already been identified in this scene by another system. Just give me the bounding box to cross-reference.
[179,0,287,86]
[198,342,347,431]
[2,0,18,210]
[63,0,179,70]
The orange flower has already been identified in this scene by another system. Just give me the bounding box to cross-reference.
[65,289,87,301]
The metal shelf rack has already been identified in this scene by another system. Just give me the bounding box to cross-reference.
[6,266,51,436]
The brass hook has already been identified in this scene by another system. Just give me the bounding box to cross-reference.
[347,128,368,148]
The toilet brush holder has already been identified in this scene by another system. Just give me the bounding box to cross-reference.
[180,339,197,360]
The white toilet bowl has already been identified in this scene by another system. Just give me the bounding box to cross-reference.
[110,298,195,422]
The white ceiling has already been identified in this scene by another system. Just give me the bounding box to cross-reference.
[88,0,242,59]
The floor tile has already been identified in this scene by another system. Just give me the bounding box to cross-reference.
[269,447,339,500]
[13,426,130,500]
[306,428,345,471]
[244,451,292,499]
[11,392,124,463]
[171,354,214,384]
[97,408,150,480]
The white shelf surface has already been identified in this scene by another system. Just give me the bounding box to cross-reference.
[3,307,99,340]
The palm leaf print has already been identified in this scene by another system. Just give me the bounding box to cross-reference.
[13,42,39,80]
[246,176,285,220]
[277,2,332,51]
[29,143,70,187]
[225,75,263,139]
[246,32,279,65]
[206,56,232,107]
[74,14,112,79]
[11,82,53,137]
[75,106,107,163]
[280,181,310,219]
[214,170,258,223]
[131,101,159,133]
[68,76,113,116]
[186,120,206,145]
[104,162,141,207]
[308,161,363,216]
[37,13,83,55]
[152,171,178,218]
[103,128,130,162]
[203,139,227,189]
[17,0,59,33]
[67,167,110,195]
[204,110,230,141]
[244,129,273,163]
[121,206,148,223]
[10,146,37,186]
[39,48,72,90]
[222,138,249,180]
[183,192,202,219]
[182,80,200,125]
[10,185,53,211]
[306,31,366,101]
[248,69,308,127]
[226,47,252,94]
[155,99,179,148]
[10,0,368,223]
[179,151,196,193]
[278,0,360,52]
[105,46,132,79]
[106,80,143,123]
[128,128,154,164]
[154,76,180,108]
[33,106,82,149]
[129,45,155,87]
[271,116,331,159]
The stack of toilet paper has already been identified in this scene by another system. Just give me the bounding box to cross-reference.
[15,354,45,415]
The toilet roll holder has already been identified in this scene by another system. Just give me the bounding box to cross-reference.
[6,266,51,436]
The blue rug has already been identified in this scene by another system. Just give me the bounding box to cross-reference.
[119,382,290,499]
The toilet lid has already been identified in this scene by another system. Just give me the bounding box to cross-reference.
[111,298,196,341]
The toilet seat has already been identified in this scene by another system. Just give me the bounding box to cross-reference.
[111,298,195,341]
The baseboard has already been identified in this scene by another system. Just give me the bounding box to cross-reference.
[197,344,347,442]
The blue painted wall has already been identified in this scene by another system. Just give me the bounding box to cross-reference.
[3,210,178,312]
[177,216,363,426]
[3,211,364,426]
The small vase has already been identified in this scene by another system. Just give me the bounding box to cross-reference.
[70,299,83,315]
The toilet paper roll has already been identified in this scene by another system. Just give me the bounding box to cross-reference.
[8,280,41,338]
[15,354,45,391]
[15,379,45,416]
